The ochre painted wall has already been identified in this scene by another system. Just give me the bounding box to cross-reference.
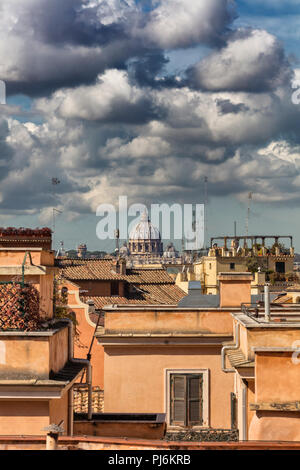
[249,411,300,441]
[103,345,234,430]
[0,337,49,379]
[73,305,104,389]
[49,328,69,374]
[219,280,251,307]
[104,310,233,335]
[49,393,69,435]
[255,352,300,403]
[0,401,49,435]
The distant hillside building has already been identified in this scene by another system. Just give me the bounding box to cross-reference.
[192,235,295,295]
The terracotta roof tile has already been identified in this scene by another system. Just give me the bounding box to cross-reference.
[58,259,179,285]
[58,259,125,281]
[59,259,186,324]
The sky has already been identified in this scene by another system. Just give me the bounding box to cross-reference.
[1,0,300,252]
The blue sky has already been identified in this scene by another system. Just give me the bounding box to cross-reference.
[1,0,300,252]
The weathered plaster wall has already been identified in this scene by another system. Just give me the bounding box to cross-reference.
[103,345,234,430]
[0,401,49,435]
[49,393,68,435]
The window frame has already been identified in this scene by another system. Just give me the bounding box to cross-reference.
[165,369,209,430]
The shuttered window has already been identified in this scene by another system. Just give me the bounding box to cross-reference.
[170,374,203,426]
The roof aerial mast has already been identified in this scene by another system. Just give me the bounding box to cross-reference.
[245,192,252,238]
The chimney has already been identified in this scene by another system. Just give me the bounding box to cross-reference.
[113,258,127,275]
[119,258,127,275]
[218,272,253,307]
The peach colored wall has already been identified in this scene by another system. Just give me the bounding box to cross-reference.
[247,380,255,432]
[104,310,233,335]
[249,411,300,441]
[72,304,104,388]
[103,346,234,429]
[49,394,69,435]
[220,281,251,307]
[255,352,300,403]
[246,330,300,361]
[49,328,69,374]
[239,324,249,359]
[0,337,49,379]
[0,329,68,380]
[0,401,49,435]
[0,251,42,266]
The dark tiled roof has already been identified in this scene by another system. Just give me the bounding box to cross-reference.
[50,361,85,383]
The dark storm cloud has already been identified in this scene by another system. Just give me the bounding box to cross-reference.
[0,0,237,97]
[216,99,249,115]
[128,52,179,89]
[0,118,14,181]
[1,0,300,219]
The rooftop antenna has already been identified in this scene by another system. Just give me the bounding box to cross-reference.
[245,192,252,238]
[51,177,61,250]
[114,229,120,255]
[204,176,208,250]
[53,209,62,250]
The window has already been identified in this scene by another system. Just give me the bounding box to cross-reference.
[170,374,203,427]
[275,261,285,273]
[230,263,235,270]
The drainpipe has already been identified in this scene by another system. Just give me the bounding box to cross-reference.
[264,284,271,322]
[68,388,74,436]
[241,382,247,441]
[221,323,247,440]
[221,323,239,373]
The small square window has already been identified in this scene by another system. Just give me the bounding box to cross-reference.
[230,263,235,270]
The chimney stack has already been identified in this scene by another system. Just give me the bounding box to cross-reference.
[218,272,253,307]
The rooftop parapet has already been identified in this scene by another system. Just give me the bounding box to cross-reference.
[209,235,294,258]
[0,321,69,380]
[98,305,235,337]
[0,227,52,250]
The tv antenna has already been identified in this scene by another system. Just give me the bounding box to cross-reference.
[245,192,252,237]
[51,178,61,250]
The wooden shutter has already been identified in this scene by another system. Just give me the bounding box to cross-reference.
[170,375,186,426]
[187,374,203,426]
